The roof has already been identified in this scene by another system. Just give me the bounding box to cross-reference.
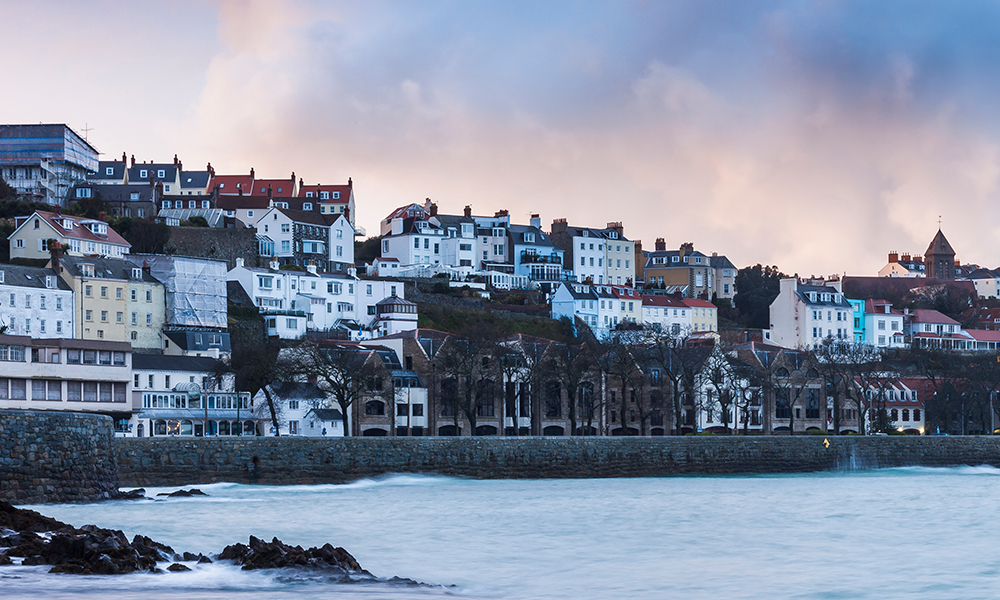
[682,298,716,308]
[640,294,687,308]
[864,299,902,315]
[58,255,159,283]
[925,229,955,258]
[305,408,344,421]
[299,184,352,202]
[132,354,221,372]
[510,224,557,248]
[965,329,1000,342]
[158,208,225,227]
[709,255,737,270]
[376,295,416,307]
[794,284,846,307]
[226,281,254,306]
[910,309,959,325]
[212,175,254,194]
[180,171,212,189]
[87,160,127,181]
[251,178,296,197]
[12,211,130,248]
[277,208,336,227]
[0,264,71,290]
[216,196,271,211]
[127,163,177,182]
[72,183,156,202]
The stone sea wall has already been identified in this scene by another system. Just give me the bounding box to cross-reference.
[115,435,1000,487]
[0,410,118,504]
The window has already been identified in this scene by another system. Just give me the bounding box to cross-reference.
[288,400,300,410]
[86,310,93,321]
[281,223,289,233]
[303,203,312,211]
[146,290,152,302]
[116,312,123,323]
[165,375,171,388]
[140,169,148,178]
[101,311,108,322]
[146,313,152,325]
[101,286,107,298]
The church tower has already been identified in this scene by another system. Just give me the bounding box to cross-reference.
[924,228,956,280]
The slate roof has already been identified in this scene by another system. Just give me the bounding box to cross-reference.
[216,196,271,211]
[925,229,956,257]
[251,179,296,197]
[794,284,848,307]
[132,354,220,372]
[127,163,177,182]
[278,208,336,227]
[299,184,352,203]
[510,224,557,248]
[305,408,344,420]
[59,255,159,283]
[179,171,212,189]
[0,264,71,290]
[87,161,127,181]
[72,183,156,203]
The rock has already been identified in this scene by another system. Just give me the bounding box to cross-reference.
[181,552,199,561]
[218,536,366,573]
[115,488,147,500]
[197,555,213,564]
[131,535,177,562]
[155,489,209,498]
[0,554,11,565]
[167,563,191,572]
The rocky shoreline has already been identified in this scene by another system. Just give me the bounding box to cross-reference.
[0,498,379,580]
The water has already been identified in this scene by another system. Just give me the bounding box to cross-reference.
[8,467,1000,599]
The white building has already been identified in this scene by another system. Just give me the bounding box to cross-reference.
[768,278,853,349]
[640,294,691,336]
[0,265,74,338]
[129,354,254,438]
[9,211,130,261]
[253,382,344,436]
[863,300,906,348]
[228,260,414,340]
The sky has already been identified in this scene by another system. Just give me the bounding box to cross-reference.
[6,0,1000,276]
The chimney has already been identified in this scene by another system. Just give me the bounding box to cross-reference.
[606,221,623,236]
[914,255,923,263]
[173,154,178,166]
[142,260,151,277]
[98,211,106,223]
[307,262,318,275]
[291,171,295,183]
[49,240,64,275]
[235,257,245,268]
[464,205,472,218]
[343,207,350,222]
[888,251,899,264]
[679,242,694,257]
[712,252,718,257]
[250,167,255,179]
[269,259,280,271]
[901,253,911,262]
[423,198,433,212]
[495,209,509,217]
[130,154,136,167]
[530,214,541,228]
[634,240,642,255]
[121,152,127,163]
[347,177,353,187]
[267,185,273,199]
[655,238,666,252]
[299,177,303,188]
[955,259,961,267]
[430,203,438,217]
[177,160,183,172]
[551,218,567,235]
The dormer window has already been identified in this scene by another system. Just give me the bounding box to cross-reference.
[34,218,39,229]
[672,256,679,263]
[277,187,283,193]
[61,219,74,230]
[332,191,340,199]
[81,264,95,277]
[131,268,142,280]
[303,203,313,211]
[105,167,114,175]
[608,231,618,239]
[306,191,314,198]
[45,275,55,289]
[140,169,148,178]
[157,169,165,178]
[524,233,535,243]
[130,192,139,201]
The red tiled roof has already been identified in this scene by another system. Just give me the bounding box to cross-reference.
[640,294,687,308]
[965,329,1000,342]
[910,309,959,325]
[14,211,130,248]
[682,298,716,308]
[212,175,253,194]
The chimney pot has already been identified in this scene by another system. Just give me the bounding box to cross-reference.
[250,167,255,179]
[464,205,472,218]
[130,154,136,167]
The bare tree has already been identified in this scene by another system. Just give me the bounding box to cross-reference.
[296,342,378,436]
[217,321,289,436]
[436,324,504,436]
[543,340,598,435]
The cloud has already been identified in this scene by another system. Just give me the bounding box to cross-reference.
[9,0,1000,276]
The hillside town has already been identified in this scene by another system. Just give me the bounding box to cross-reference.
[2,123,1000,439]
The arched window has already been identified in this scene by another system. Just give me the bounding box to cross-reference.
[902,409,910,422]
[913,409,921,421]
[365,400,385,415]
[154,420,167,435]
[890,409,898,421]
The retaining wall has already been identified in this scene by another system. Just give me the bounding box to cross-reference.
[115,436,1000,487]
[0,410,119,504]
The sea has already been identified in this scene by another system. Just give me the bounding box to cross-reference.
[6,466,1000,599]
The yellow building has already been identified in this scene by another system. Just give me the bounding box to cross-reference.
[682,297,718,333]
[52,255,166,351]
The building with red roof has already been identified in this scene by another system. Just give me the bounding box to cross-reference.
[9,211,130,260]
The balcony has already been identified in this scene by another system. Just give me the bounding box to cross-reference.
[520,251,561,265]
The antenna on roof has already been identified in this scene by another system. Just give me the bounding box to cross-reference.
[81,123,93,141]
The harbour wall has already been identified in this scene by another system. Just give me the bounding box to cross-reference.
[115,435,1000,487]
[0,410,119,504]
